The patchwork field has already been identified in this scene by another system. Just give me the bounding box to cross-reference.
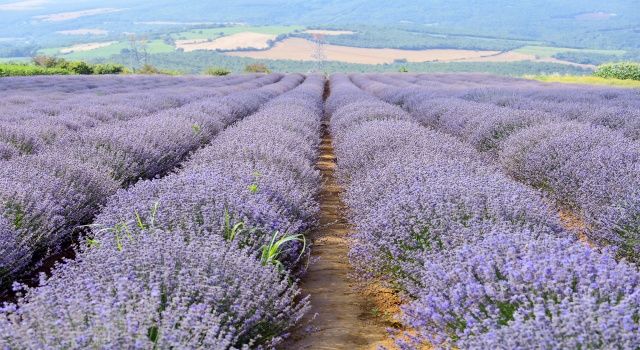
[227,37,504,64]
[25,23,621,73]
[40,34,596,68]
[225,37,593,67]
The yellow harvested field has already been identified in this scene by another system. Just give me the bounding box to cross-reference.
[59,41,117,54]
[304,30,355,36]
[226,38,501,64]
[176,32,278,52]
[56,29,108,35]
[33,8,122,22]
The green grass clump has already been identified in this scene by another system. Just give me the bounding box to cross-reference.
[593,62,640,81]
[260,231,306,271]
[204,67,231,76]
[245,63,270,73]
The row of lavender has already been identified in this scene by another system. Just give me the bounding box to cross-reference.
[329,74,640,348]
[356,73,640,262]
[0,75,324,348]
[356,73,640,140]
[0,74,264,160]
[0,74,299,292]
[0,74,258,95]
[371,73,640,138]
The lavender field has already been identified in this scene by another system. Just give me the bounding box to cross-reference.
[1,73,640,349]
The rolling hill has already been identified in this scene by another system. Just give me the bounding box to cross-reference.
[1,0,639,50]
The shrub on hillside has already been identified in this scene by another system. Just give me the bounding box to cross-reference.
[32,55,62,68]
[135,64,180,75]
[136,64,162,74]
[92,63,126,74]
[245,63,270,73]
[61,61,93,75]
[205,67,231,76]
[30,55,125,75]
[594,62,640,80]
[0,63,70,77]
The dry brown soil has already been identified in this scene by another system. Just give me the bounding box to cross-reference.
[558,209,597,247]
[283,122,399,350]
[175,32,277,52]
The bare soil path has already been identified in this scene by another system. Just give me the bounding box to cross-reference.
[283,120,393,349]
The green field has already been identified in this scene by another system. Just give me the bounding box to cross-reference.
[39,39,175,60]
[514,46,626,59]
[171,25,305,40]
[36,25,305,60]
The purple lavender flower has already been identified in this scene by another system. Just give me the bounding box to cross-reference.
[0,73,305,290]
[400,231,640,349]
[0,230,308,349]
[0,74,324,348]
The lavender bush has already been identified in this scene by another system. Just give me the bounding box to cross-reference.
[356,73,640,262]
[0,122,46,155]
[0,74,277,160]
[500,121,640,259]
[0,152,117,288]
[0,230,307,349]
[330,74,640,350]
[0,216,27,288]
[0,141,18,160]
[96,74,322,269]
[0,73,302,291]
[329,75,561,280]
[400,231,640,349]
[0,75,323,348]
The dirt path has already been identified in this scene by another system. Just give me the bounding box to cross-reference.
[283,122,393,349]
